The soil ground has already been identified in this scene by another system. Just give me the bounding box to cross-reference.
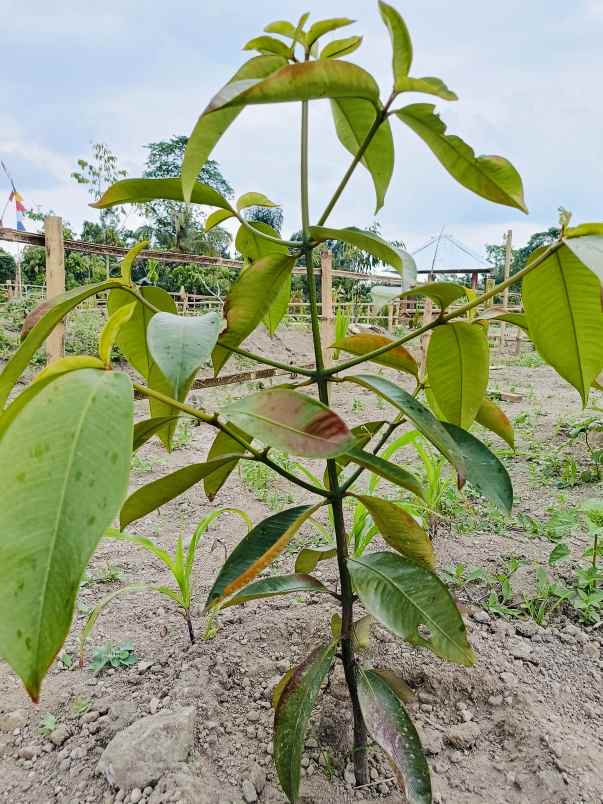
[0,327,602,804]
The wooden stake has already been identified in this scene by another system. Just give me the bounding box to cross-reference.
[500,229,512,351]
[44,216,65,363]
[320,250,335,367]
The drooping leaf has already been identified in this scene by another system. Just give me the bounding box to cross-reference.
[477,309,529,332]
[522,244,603,403]
[475,398,514,448]
[204,60,380,114]
[320,35,363,59]
[204,425,252,501]
[306,17,355,46]
[353,495,433,567]
[346,448,425,500]
[120,240,148,285]
[309,225,408,274]
[274,642,337,803]
[395,104,528,212]
[205,209,234,231]
[0,369,133,700]
[264,19,304,41]
[243,35,291,58]
[347,375,466,475]
[331,333,418,377]
[98,302,136,365]
[378,1,413,82]
[357,668,431,804]
[237,191,279,211]
[225,388,355,458]
[205,505,321,609]
[182,55,286,201]
[294,545,338,573]
[120,454,247,528]
[0,279,121,409]
[399,281,467,311]
[427,322,489,428]
[221,573,333,608]
[330,98,394,213]
[563,234,603,285]
[347,552,474,665]
[132,416,181,452]
[212,254,296,374]
[91,177,233,212]
[32,356,106,386]
[147,311,222,399]
[395,75,457,100]
[371,285,404,311]
[371,668,415,703]
[442,422,513,511]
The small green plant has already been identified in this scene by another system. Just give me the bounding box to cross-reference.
[80,508,251,656]
[517,350,545,368]
[89,641,138,674]
[59,653,74,670]
[332,307,351,360]
[241,457,295,510]
[38,713,58,736]
[70,695,92,718]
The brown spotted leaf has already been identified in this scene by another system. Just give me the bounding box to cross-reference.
[331,333,418,377]
[224,388,356,458]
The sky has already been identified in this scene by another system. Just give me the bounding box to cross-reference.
[2,0,603,267]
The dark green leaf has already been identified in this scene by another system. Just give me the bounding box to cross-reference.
[395,104,528,212]
[353,495,433,567]
[442,422,513,511]
[204,425,252,501]
[205,208,234,231]
[346,448,425,500]
[205,505,321,609]
[237,191,279,211]
[120,240,148,285]
[347,552,474,665]
[120,455,247,528]
[309,225,408,274]
[221,573,333,608]
[0,369,133,700]
[320,35,363,59]
[399,282,467,311]
[294,545,337,573]
[274,642,337,802]
[235,221,288,261]
[475,398,514,448]
[132,416,181,451]
[357,668,431,804]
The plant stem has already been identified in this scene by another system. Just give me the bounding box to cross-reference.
[323,239,564,376]
[221,343,316,377]
[184,609,195,644]
[300,97,369,786]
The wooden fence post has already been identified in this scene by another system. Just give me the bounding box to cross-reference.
[44,216,65,363]
[500,229,512,351]
[387,303,394,332]
[320,250,335,366]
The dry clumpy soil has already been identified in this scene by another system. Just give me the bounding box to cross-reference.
[1,328,602,804]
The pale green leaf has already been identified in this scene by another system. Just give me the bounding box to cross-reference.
[320,35,363,59]
[378,1,413,82]
[98,302,136,365]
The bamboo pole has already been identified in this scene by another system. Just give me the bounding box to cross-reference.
[44,216,65,363]
[320,250,335,366]
[500,229,512,350]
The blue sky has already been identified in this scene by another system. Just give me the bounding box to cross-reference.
[2,0,602,264]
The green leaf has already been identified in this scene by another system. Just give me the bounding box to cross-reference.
[370,668,415,703]
[564,234,603,285]
[225,388,355,458]
[522,244,603,403]
[0,369,133,700]
[346,448,425,500]
[395,104,528,212]
[378,1,413,81]
[120,454,247,528]
[427,322,489,428]
[236,221,288,261]
[120,240,148,285]
[213,254,296,374]
[264,20,303,39]
[0,279,121,409]
[91,177,233,212]
[353,495,433,567]
[565,222,603,239]
[237,191,279,211]
[442,422,513,511]
[205,208,234,232]
[475,398,514,448]
[98,302,136,366]
[204,425,252,501]
[399,281,467,310]
[320,35,363,59]
[205,505,321,609]
[347,375,466,475]
[243,35,291,58]
[147,310,222,399]
[395,75,457,101]
[549,542,570,566]
[182,55,287,201]
[347,552,474,665]
[294,545,337,573]
[132,416,181,451]
[357,668,431,804]
[324,420,387,487]
[309,225,407,273]
[221,573,332,608]
[477,309,529,332]
[206,60,380,114]
[274,642,337,803]
[264,275,291,337]
[330,98,394,213]
[306,17,355,46]
[32,356,106,387]
[330,333,418,377]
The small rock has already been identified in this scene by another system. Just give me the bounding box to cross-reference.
[19,745,38,760]
[247,710,260,723]
[250,763,266,794]
[418,691,436,705]
[276,660,289,673]
[472,609,491,624]
[241,779,257,803]
[584,643,600,659]
[445,723,481,750]
[0,710,27,732]
[82,711,99,724]
[149,698,160,715]
[500,671,517,687]
[50,726,70,747]
[343,764,356,785]
[421,728,443,756]
[137,661,153,674]
[130,789,142,803]
[488,695,503,707]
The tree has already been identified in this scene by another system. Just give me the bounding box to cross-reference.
[0,248,16,284]
[71,143,128,231]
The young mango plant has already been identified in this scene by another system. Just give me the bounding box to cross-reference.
[1,4,603,803]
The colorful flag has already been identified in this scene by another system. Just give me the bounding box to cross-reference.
[8,190,27,231]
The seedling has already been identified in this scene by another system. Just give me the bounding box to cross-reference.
[89,641,138,674]
[38,713,58,736]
